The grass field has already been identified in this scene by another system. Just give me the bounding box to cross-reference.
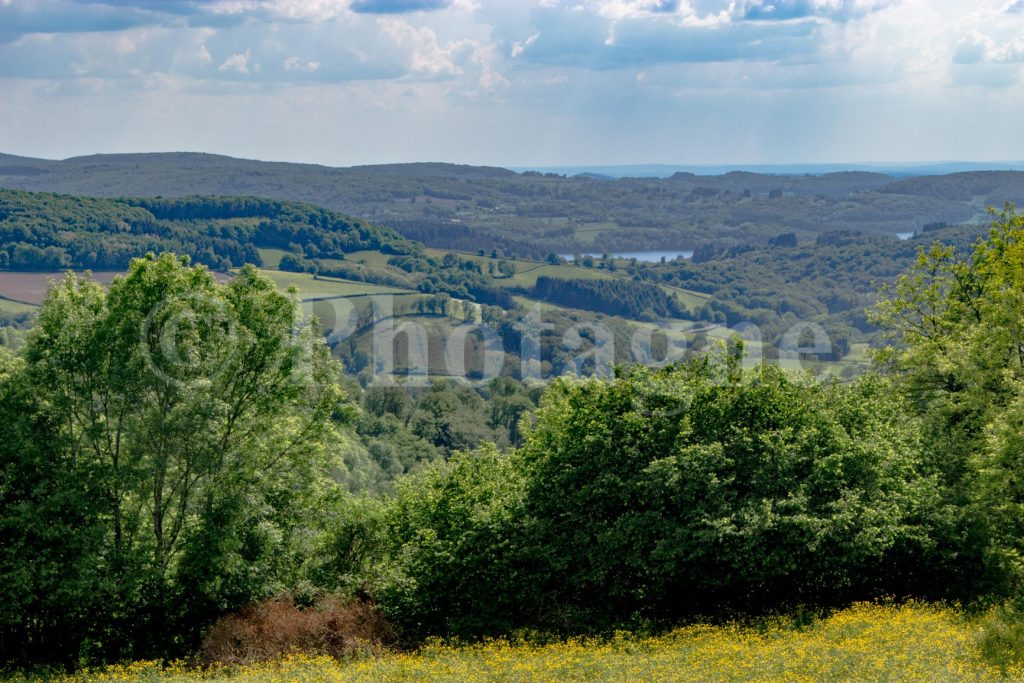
[255,248,287,269]
[0,296,37,315]
[253,270,414,300]
[422,247,618,288]
[345,250,396,268]
[25,603,1020,682]
[418,247,711,310]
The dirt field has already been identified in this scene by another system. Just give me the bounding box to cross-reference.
[0,271,123,305]
[0,270,234,305]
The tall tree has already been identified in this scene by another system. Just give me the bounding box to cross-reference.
[1,253,352,664]
[872,205,1024,593]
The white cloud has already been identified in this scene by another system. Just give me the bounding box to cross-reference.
[218,48,254,74]
[592,0,694,20]
[284,55,321,71]
[955,29,1024,64]
[511,32,539,57]
[380,19,460,75]
[5,0,1024,164]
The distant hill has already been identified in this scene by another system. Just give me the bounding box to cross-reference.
[2,152,1023,258]
[0,188,416,272]
[879,171,1024,204]
[511,161,1024,178]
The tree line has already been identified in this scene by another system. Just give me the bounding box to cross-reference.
[0,190,413,272]
[532,275,684,320]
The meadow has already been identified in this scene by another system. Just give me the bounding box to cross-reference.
[254,269,414,299]
[17,603,1019,682]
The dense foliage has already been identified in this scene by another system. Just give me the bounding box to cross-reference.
[373,354,948,638]
[0,190,412,272]
[634,224,988,348]
[532,275,683,319]
[0,254,351,665]
[873,205,1024,595]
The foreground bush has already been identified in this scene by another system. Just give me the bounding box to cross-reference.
[22,603,1023,682]
[199,597,395,665]
[520,357,946,627]
[377,352,951,637]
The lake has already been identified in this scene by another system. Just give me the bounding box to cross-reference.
[561,250,694,262]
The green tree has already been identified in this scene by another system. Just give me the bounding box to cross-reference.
[374,444,528,639]
[518,355,940,628]
[0,253,352,664]
[0,348,108,666]
[372,353,942,639]
[872,205,1024,593]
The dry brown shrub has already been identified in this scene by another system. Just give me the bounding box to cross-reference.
[199,595,397,666]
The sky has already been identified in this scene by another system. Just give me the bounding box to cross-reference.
[0,0,1023,167]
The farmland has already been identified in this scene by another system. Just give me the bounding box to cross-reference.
[254,269,414,299]
[0,261,870,380]
[0,270,122,306]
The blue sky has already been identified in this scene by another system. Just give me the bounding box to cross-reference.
[0,0,1022,166]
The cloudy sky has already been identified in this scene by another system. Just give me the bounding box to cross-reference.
[0,0,1022,166]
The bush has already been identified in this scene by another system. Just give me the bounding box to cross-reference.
[373,444,530,640]
[199,596,395,665]
[369,352,948,639]
[519,358,942,627]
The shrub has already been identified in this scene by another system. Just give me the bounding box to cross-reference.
[371,353,948,639]
[517,355,944,628]
[199,596,395,666]
[373,444,530,640]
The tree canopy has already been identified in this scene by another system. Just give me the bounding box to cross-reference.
[0,253,352,664]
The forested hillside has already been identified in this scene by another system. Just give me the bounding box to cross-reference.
[3,152,1023,258]
[0,190,413,271]
[0,189,1005,374]
[634,222,990,350]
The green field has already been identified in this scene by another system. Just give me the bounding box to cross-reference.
[422,247,615,288]
[345,250,396,268]
[0,296,38,315]
[573,221,620,243]
[253,270,414,300]
[256,248,287,269]
[420,247,710,307]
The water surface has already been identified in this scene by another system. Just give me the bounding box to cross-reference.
[561,250,694,262]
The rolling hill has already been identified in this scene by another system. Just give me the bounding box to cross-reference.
[2,152,1022,259]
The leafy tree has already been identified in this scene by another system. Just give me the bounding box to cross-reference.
[518,353,941,628]
[374,444,528,639]
[0,253,352,664]
[872,205,1024,593]
[0,348,107,666]
[373,351,943,638]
